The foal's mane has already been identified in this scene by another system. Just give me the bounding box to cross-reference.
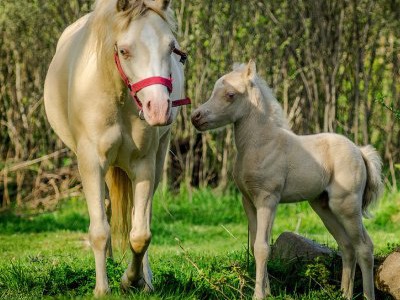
[88,0,176,88]
[233,64,290,129]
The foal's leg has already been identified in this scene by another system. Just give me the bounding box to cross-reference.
[121,159,155,291]
[309,196,356,299]
[241,196,257,254]
[77,142,110,296]
[253,193,279,300]
[329,194,375,300]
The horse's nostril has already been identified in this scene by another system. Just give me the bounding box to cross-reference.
[147,101,151,111]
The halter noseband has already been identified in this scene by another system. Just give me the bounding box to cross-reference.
[113,44,191,117]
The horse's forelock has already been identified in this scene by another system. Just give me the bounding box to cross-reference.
[88,0,176,90]
[92,0,175,35]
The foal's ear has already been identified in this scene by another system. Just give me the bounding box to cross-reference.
[116,0,131,11]
[244,59,257,83]
[144,0,171,11]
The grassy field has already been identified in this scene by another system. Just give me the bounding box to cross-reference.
[0,187,399,299]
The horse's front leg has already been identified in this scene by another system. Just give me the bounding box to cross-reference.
[252,192,279,300]
[121,158,155,291]
[77,141,110,297]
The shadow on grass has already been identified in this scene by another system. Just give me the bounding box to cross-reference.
[0,212,88,234]
[0,199,89,234]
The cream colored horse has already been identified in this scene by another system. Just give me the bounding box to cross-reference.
[191,61,383,300]
[44,0,188,296]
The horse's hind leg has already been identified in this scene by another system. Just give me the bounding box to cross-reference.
[142,250,153,291]
[77,142,110,296]
[329,193,375,300]
[104,187,113,260]
[309,194,356,299]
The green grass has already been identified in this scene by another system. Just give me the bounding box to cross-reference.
[0,187,399,299]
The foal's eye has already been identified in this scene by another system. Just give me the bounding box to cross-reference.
[226,92,235,101]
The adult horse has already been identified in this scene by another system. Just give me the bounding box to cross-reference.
[44,0,190,296]
[191,61,383,300]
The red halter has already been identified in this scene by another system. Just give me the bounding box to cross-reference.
[113,44,191,113]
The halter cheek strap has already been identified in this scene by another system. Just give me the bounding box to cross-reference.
[113,45,191,113]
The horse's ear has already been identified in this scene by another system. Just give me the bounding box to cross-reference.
[244,59,257,82]
[116,0,131,11]
[144,0,171,11]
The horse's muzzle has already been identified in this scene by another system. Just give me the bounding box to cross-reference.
[142,98,172,126]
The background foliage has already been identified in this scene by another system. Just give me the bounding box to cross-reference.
[1,0,399,208]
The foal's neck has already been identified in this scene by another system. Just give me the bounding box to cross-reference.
[233,88,278,152]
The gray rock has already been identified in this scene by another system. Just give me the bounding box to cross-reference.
[271,231,334,261]
[375,250,400,300]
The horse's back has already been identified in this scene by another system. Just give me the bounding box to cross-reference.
[56,14,91,52]
[44,14,91,152]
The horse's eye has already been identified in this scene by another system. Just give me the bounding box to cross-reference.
[119,48,129,57]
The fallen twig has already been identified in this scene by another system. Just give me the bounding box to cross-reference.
[1,148,69,173]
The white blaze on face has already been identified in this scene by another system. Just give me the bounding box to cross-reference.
[140,23,161,75]
[137,23,171,125]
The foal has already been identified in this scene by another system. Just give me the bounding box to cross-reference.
[191,60,383,300]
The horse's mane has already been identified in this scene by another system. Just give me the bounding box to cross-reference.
[233,64,290,129]
[87,0,176,89]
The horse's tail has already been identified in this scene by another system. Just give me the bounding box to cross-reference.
[359,145,384,218]
[106,166,133,249]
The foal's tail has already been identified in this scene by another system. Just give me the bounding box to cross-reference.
[359,145,384,218]
[106,166,133,248]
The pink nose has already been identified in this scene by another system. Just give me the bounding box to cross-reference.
[144,98,171,126]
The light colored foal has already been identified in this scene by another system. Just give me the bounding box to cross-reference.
[191,60,382,300]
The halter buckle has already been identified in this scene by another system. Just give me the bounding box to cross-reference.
[179,53,187,65]
[173,48,188,65]
[138,109,145,120]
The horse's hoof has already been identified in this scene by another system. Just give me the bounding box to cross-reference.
[120,273,134,292]
[93,287,110,298]
[120,273,152,293]
[143,280,154,292]
[252,292,266,300]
